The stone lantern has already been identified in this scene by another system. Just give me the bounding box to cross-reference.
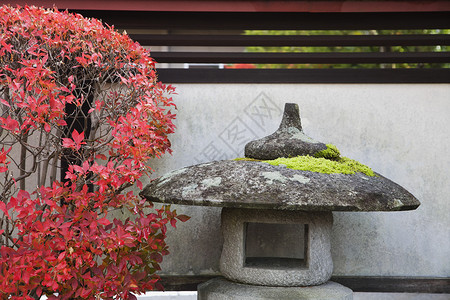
[140,103,420,299]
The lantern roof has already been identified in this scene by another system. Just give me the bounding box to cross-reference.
[140,103,420,211]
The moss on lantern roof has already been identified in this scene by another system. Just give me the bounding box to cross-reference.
[263,155,375,177]
[314,143,341,160]
[236,144,375,177]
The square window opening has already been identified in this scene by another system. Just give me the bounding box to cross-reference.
[244,222,308,269]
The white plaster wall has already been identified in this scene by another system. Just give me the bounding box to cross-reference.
[145,84,450,278]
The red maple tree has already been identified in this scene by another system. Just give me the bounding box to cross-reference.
[0,5,188,299]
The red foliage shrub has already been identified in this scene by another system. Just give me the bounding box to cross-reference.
[0,5,188,299]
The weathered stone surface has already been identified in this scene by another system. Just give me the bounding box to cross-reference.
[198,278,353,300]
[245,103,327,160]
[140,160,420,212]
[220,208,333,286]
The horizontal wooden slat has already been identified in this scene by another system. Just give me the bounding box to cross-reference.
[333,276,450,294]
[130,34,450,47]
[57,0,450,13]
[158,275,450,293]
[152,51,450,64]
[156,68,450,83]
[74,10,450,30]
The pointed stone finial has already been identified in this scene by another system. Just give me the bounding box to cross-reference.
[244,103,327,160]
[279,103,302,131]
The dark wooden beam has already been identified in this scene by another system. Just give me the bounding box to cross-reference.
[152,51,450,64]
[130,34,450,47]
[156,68,450,84]
[332,276,450,294]
[72,11,450,30]
[159,275,214,291]
[13,0,450,13]
[158,275,450,293]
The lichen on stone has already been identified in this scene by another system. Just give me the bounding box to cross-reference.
[181,183,199,198]
[286,127,319,143]
[201,177,222,188]
[157,167,188,186]
[290,174,310,184]
[261,171,288,184]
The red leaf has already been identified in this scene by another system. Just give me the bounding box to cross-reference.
[82,160,90,173]
[176,215,191,222]
[0,98,10,107]
[56,119,67,126]
[80,288,92,298]
[62,130,86,150]
[72,129,85,147]
[128,293,137,300]
[0,202,9,217]
[0,39,13,53]
[72,165,83,173]
[136,180,143,190]
[1,116,19,132]
[23,270,30,284]
[62,137,76,149]
[150,252,163,263]
[17,190,31,200]
[95,154,107,160]
[98,218,110,226]
[57,252,66,261]
[36,286,43,297]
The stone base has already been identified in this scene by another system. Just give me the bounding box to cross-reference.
[220,208,333,286]
[198,278,353,300]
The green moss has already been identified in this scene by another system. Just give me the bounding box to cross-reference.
[263,155,375,176]
[235,144,375,177]
[314,144,341,160]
